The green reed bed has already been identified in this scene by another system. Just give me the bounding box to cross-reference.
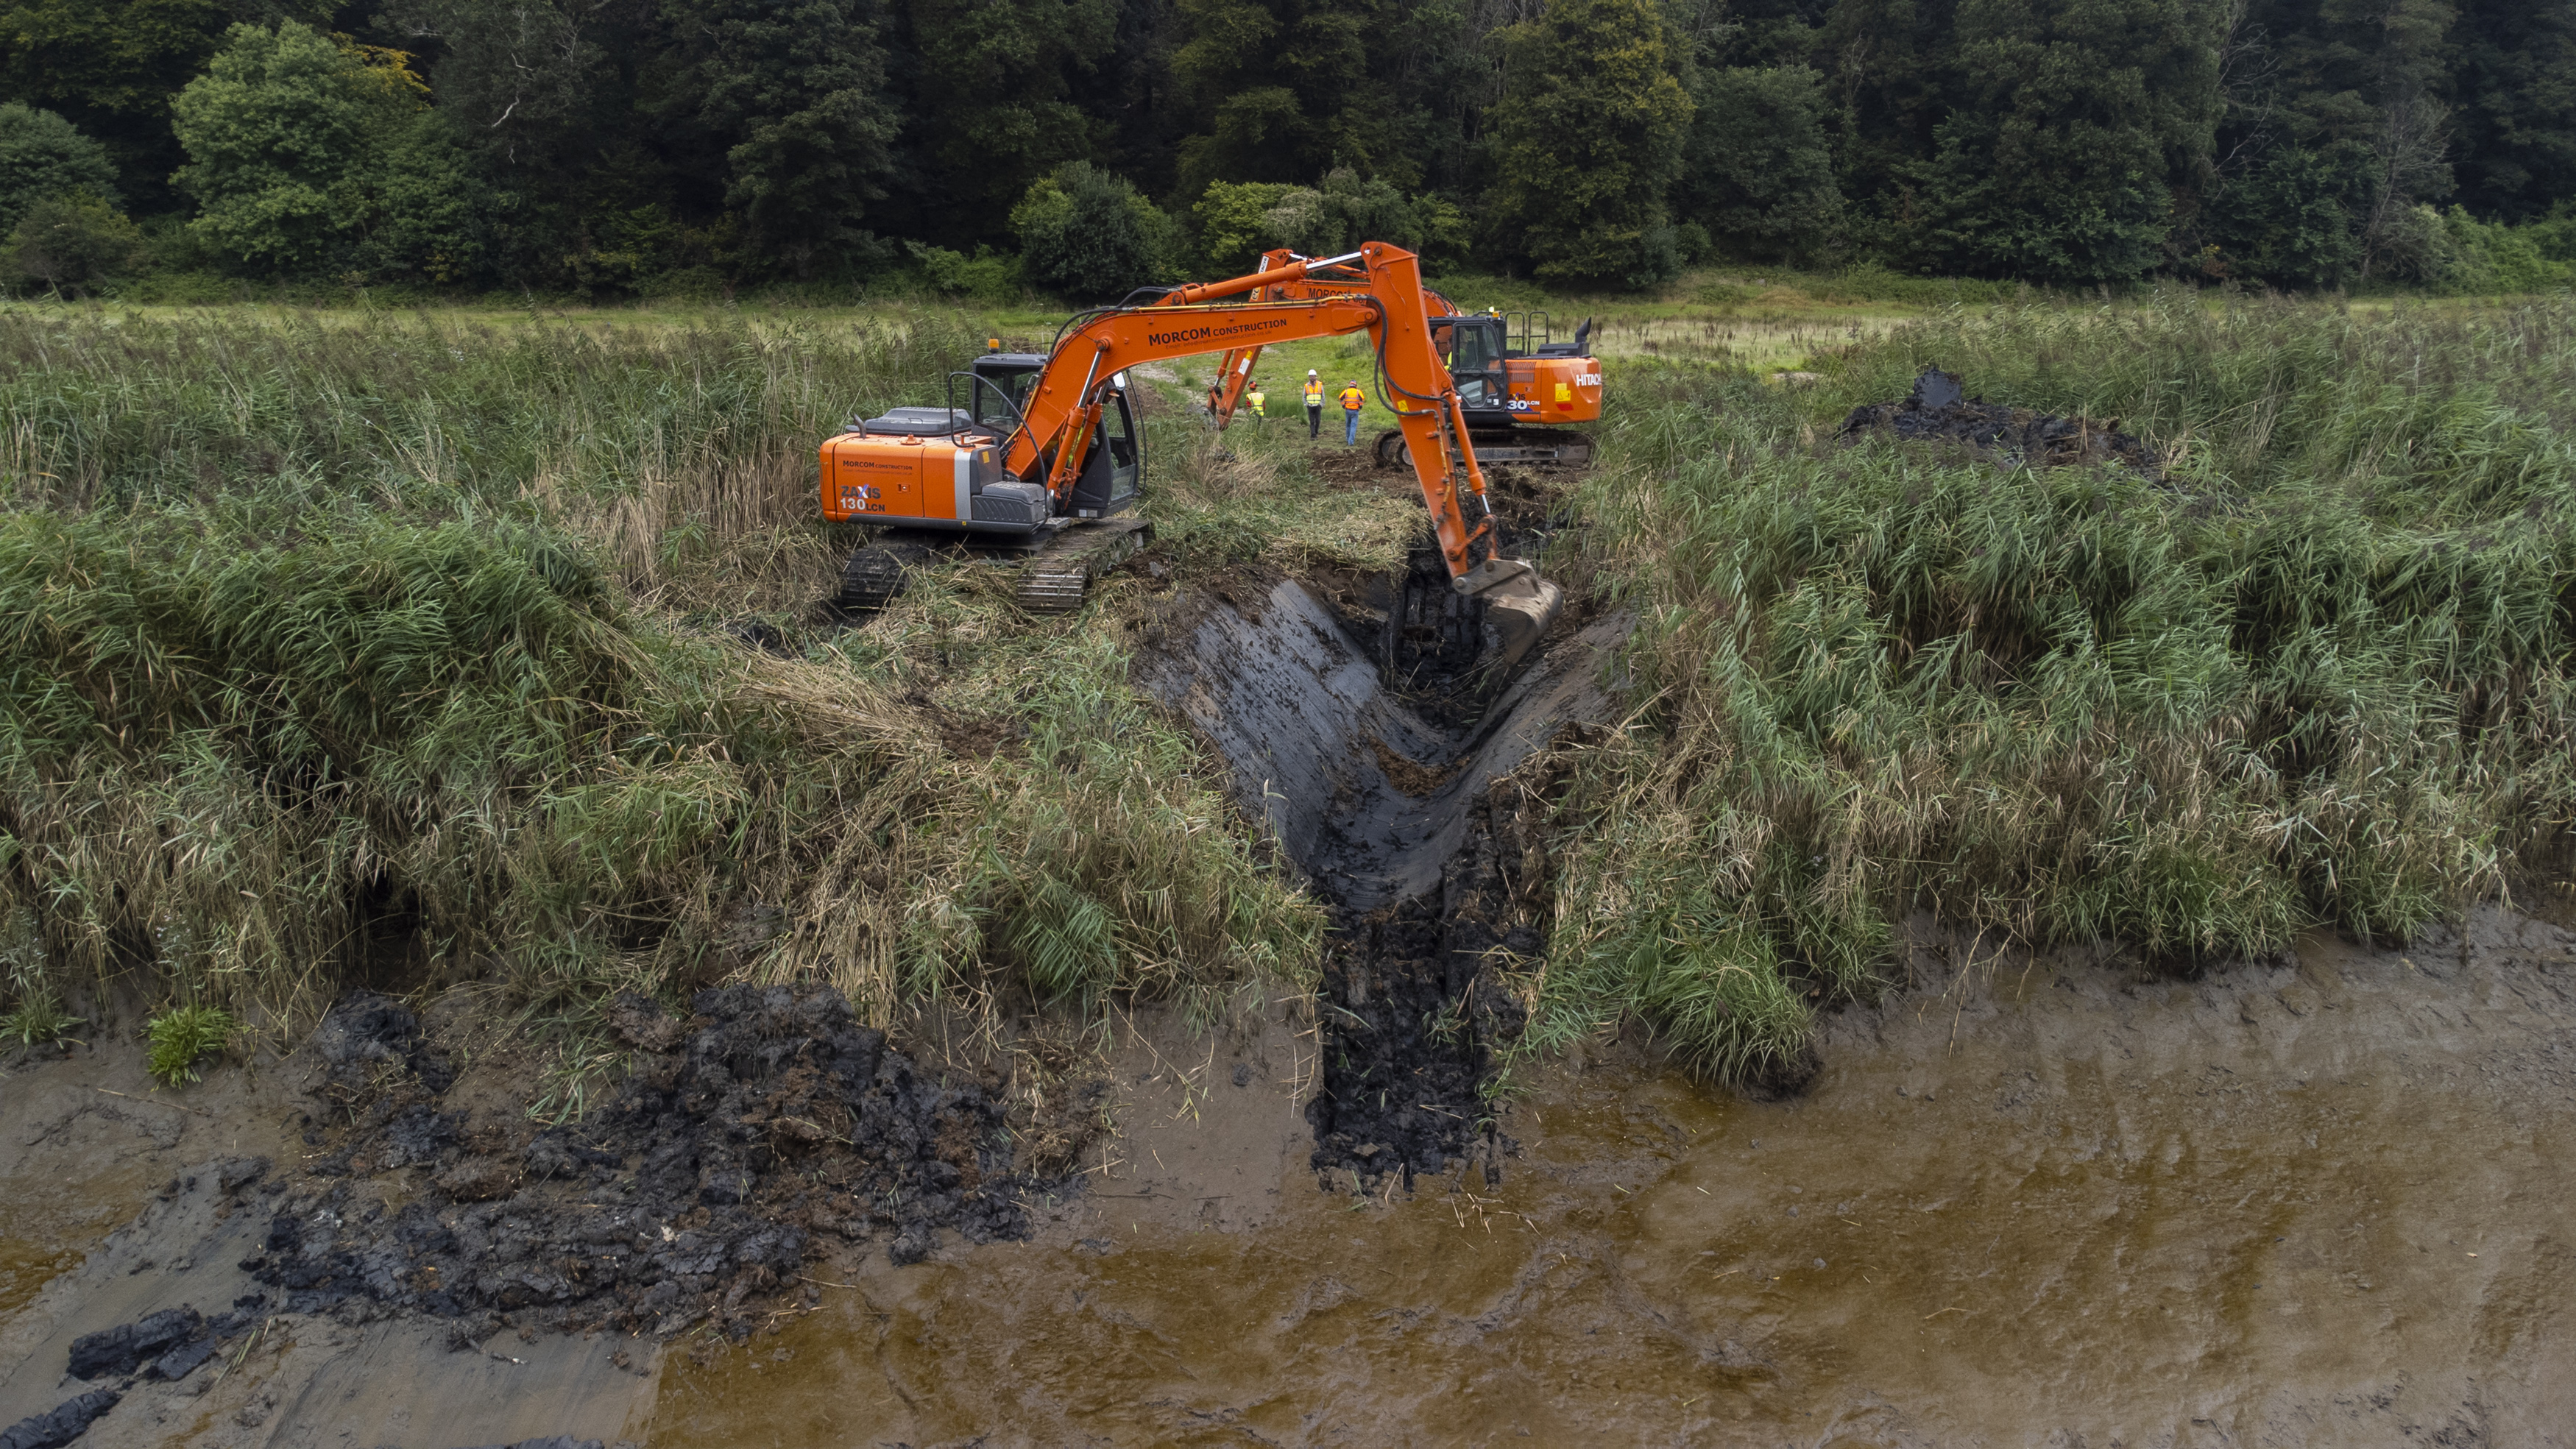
[0,305,1320,1046]
[1536,291,2576,1088]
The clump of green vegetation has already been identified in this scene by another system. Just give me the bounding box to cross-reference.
[1,995,82,1049]
[0,904,80,1049]
[146,1005,237,1085]
[1538,290,2576,1087]
[0,308,1323,1036]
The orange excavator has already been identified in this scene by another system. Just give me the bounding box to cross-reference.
[817,241,1565,668]
[1193,247,1602,467]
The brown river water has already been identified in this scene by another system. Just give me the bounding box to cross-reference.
[641,912,2576,1448]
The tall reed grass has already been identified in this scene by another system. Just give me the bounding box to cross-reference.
[1540,291,2576,1086]
[0,305,1322,1040]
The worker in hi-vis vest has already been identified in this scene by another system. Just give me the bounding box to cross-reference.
[1247,382,1266,421]
[1337,382,1367,444]
[1302,370,1325,438]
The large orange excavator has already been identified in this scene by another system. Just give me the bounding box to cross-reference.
[818,241,1564,668]
[1192,247,1602,467]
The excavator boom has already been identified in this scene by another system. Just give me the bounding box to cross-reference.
[819,242,1562,668]
[1192,249,1600,458]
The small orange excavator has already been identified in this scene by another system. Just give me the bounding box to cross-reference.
[1193,247,1602,467]
[818,241,1565,669]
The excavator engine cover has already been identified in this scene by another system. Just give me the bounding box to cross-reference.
[818,425,1028,534]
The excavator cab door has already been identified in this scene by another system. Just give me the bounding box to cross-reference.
[1439,317,1509,424]
[969,353,1047,438]
[1070,376,1142,517]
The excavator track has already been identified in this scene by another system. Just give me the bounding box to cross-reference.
[834,537,941,613]
[833,520,1153,616]
[1373,427,1593,469]
[1011,517,1153,614]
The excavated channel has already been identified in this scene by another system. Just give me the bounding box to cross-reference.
[1135,555,1630,1188]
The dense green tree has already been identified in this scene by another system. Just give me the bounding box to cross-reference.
[1900,0,2223,283]
[0,104,119,233]
[0,0,336,213]
[2449,0,2576,222]
[2202,141,2371,287]
[1816,0,1958,217]
[1676,65,1843,261]
[660,0,901,278]
[1011,160,1178,297]
[887,0,1118,246]
[172,21,485,278]
[1193,179,1294,271]
[0,0,2561,293]
[1168,0,1395,196]
[1485,0,1694,288]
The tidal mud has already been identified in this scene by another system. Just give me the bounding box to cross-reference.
[647,912,2576,1445]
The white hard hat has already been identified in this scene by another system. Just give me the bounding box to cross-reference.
[1308,369,1317,376]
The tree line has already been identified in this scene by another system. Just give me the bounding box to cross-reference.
[2,0,2572,299]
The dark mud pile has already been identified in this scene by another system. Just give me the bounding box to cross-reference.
[0,1388,119,1449]
[1841,368,2161,475]
[253,986,1059,1339]
[1306,759,1568,1188]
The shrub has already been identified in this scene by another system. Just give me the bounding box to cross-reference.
[1011,161,1177,301]
[0,103,118,235]
[5,193,147,296]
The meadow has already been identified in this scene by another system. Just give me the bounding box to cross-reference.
[1,283,2568,1096]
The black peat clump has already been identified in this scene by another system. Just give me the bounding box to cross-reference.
[0,1389,121,1449]
[251,986,1064,1340]
[1841,369,2161,476]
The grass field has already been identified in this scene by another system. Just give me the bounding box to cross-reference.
[2,283,2569,1094]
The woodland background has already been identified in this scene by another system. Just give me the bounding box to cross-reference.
[1,0,2573,300]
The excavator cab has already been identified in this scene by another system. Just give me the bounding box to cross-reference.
[968,352,1045,436]
[1434,316,1509,416]
[1069,374,1142,517]
[963,351,1140,517]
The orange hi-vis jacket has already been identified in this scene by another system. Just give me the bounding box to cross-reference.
[1337,386,1365,411]
[1302,380,1325,408]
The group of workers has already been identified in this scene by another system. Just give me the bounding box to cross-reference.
[1244,368,1368,444]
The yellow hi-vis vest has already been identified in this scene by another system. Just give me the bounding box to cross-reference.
[1337,386,1365,411]
[1303,380,1324,407]
[1248,389,1266,416]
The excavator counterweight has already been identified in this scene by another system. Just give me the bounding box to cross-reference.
[818,243,1563,671]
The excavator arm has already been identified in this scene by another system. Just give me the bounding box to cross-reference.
[1190,248,1454,425]
[1002,243,1560,664]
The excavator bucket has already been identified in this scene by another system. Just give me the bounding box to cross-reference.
[1467,560,1565,676]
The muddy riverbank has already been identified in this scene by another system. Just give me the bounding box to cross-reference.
[645,911,2576,1446]
[7,565,2575,1447]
